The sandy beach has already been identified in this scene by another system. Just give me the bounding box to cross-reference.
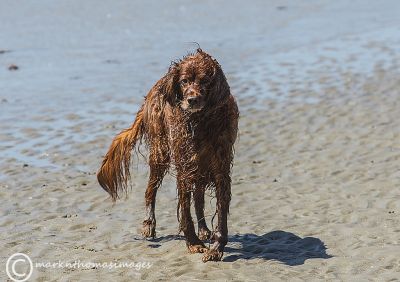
[1,1,400,281]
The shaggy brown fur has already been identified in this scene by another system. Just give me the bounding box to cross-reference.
[97,49,239,262]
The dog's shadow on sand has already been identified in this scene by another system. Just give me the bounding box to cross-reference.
[144,230,331,265]
[223,230,332,265]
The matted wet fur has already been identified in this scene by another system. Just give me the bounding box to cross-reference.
[97,49,239,262]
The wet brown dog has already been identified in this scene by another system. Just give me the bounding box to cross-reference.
[97,49,239,262]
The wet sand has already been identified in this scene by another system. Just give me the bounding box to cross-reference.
[1,1,400,281]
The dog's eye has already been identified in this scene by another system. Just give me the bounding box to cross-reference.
[180,79,188,85]
[200,77,210,85]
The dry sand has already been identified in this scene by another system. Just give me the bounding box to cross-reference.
[1,1,400,281]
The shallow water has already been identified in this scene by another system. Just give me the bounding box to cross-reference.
[1,0,400,169]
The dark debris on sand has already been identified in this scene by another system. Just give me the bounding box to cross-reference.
[8,64,19,71]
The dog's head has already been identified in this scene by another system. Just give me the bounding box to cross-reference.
[162,49,229,113]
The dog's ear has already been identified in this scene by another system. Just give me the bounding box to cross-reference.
[161,64,181,106]
[208,64,230,106]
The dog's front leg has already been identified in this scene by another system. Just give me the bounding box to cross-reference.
[202,173,231,262]
[194,179,212,241]
[178,176,208,254]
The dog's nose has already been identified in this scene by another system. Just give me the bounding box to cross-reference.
[187,96,199,106]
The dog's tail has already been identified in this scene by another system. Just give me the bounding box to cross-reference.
[97,107,144,201]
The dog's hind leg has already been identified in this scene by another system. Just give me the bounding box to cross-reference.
[142,151,169,239]
[194,179,212,241]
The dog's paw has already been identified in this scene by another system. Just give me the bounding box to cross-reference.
[202,249,223,262]
[187,244,208,254]
[142,220,156,238]
[198,227,212,241]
